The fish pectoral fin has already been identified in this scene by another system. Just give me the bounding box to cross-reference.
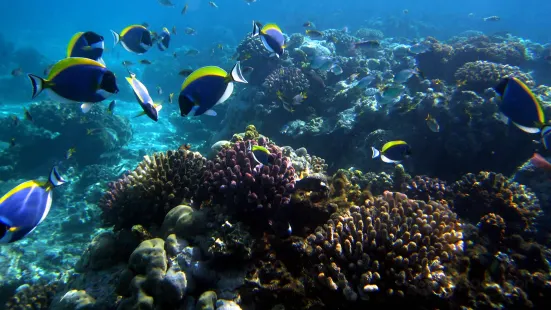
[154,103,163,112]
[512,122,541,134]
[381,155,400,164]
[204,109,217,116]
[134,111,146,118]
[8,226,20,232]
[81,103,93,113]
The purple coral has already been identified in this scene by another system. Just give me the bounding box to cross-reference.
[197,140,297,226]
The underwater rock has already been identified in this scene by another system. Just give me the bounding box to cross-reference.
[160,205,207,239]
[196,291,217,310]
[118,238,188,309]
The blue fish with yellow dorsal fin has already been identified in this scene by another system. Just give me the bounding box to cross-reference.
[0,166,66,243]
[27,57,119,113]
[125,72,162,121]
[178,61,248,117]
[494,77,545,133]
[67,31,105,65]
[250,144,271,165]
[251,21,285,58]
[371,140,412,164]
[111,25,153,55]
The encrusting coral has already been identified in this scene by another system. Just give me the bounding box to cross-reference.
[306,191,463,301]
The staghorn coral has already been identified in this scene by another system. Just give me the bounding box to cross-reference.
[454,60,535,93]
[99,149,206,230]
[262,66,310,102]
[452,171,541,236]
[306,191,463,301]
[5,282,59,310]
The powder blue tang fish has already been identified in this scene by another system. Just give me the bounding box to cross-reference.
[178,62,248,117]
[27,57,119,113]
[0,166,66,243]
[66,31,105,65]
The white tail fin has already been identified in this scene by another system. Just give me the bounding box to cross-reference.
[371,147,380,159]
[28,74,45,99]
[110,30,120,47]
[251,21,260,37]
[49,166,67,188]
[230,61,248,84]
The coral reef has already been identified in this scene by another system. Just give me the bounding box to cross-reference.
[196,136,297,233]
[354,28,384,41]
[99,149,206,230]
[0,101,132,179]
[306,191,463,302]
[417,36,528,82]
[454,60,535,93]
[452,171,541,236]
[5,282,59,310]
[262,66,310,103]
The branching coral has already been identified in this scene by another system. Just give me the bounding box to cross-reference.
[99,149,206,230]
[306,191,463,301]
[454,60,535,92]
[195,138,297,232]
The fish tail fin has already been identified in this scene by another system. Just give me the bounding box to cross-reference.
[48,166,67,188]
[371,147,380,159]
[228,61,248,84]
[110,30,120,47]
[251,21,260,37]
[27,74,46,99]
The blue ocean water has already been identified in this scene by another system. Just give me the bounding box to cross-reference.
[1,0,551,309]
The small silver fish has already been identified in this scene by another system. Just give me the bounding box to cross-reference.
[425,114,440,132]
